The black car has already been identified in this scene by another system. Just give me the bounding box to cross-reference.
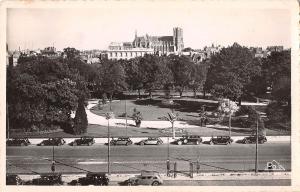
[70,136,95,146]
[210,136,233,145]
[6,174,24,185]
[110,137,133,146]
[175,135,202,145]
[27,173,63,185]
[6,138,30,146]
[242,135,267,144]
[37,138,66,146]
[137,137,163,145]
[68,172,109,186]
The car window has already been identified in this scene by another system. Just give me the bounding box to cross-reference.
[141,177,146,179]
[153,176,157,179]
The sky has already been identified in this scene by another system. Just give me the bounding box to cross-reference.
[6,4,292,51]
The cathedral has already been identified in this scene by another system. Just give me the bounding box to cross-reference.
[107,27,184,60]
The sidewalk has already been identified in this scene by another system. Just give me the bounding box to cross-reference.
[16,171,290,183]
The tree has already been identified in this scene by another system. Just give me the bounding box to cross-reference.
[217,98,239,137]
[190,61,209,98]
[73,98,88,134]
[204,43,261,102]
[139,54,173,98]
[6,56,89,134]
[63,47,80,59]
[168,55,193,97]
[123,57,144,97]
[98,60,127,109]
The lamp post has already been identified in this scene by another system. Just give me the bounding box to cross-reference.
[255,112,259,173]
[125,99,128,137]
[105,112,114,175]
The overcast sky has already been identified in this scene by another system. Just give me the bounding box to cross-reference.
[7,4,291,51]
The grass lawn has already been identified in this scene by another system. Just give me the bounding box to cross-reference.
[9,97,290,138]
[90,98,219,121]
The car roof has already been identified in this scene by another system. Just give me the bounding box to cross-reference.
[87,172,107,176]
[40,173,62,176]
[141,171,159,177]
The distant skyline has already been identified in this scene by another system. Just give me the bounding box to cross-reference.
[7,5,291,51]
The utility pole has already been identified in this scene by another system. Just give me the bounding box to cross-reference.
[107,118,110,175]
[255,112,259,173]
[105,112,113,175]
[125,99,128,137]
[51,146,55,173]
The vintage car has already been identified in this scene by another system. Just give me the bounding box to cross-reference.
[242,135,267,144]
[37,138,66,146]
[68,172,109,186]
[69,136,95,146]
[137,137,163,145]
[6,138,30,146]
[120,171,163,186]
[26,173,63,185]
[110,137,133,146]
[210,136,233,145]
[6,174,24,185]
[174,135,202,145]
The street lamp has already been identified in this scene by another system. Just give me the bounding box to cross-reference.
[105,112,114,175]
[255,111,259,173]
[167,112,178,139]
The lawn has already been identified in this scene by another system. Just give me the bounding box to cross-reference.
[90,98,219,122]
[9,97,290,138]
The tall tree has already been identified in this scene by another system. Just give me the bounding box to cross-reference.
[204,43,261,102]
[168,55,194,97]
[190,61,209,98]
[139,54,173,98]
[63,47,80,59]
[98,60,127,103]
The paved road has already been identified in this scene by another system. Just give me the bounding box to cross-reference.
[7,143,290,174]
[111,179,291,186]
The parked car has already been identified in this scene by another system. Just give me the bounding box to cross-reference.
[6,138,30,146]
[120,171,163,186]
[37,138,66,146]
[210,136,233,145]
[68,172,109,186]
[137,137,163,145]
[70,136,95,146]
[242,135,267,144]
[110,137,133,146]
[26,173,63,185]
[6,174,24,185]
[175,135,202,145]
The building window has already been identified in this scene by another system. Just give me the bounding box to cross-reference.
[115,52,117,57]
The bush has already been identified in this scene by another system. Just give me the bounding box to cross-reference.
[73,99,88,135]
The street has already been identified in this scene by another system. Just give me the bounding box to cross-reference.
[7,142,290,174]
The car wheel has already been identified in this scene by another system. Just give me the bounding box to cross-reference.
[196,141,200,145]
[244,140,249,144]
[183,139,188,144]
[226,141,229,145]
[126,142,130,146]
[152,181,159,186]
[40,143,44,146]
[209,140,214,145]
[87,142,90,146]
[140,142,144,146]
[73,142,77,146]
[20,142,25,146]
[177,141,182,145]
[127,182,132,186]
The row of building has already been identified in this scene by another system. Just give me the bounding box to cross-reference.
[7,27,286,66]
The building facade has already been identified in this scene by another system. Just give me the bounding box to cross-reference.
[107,27,184,60]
